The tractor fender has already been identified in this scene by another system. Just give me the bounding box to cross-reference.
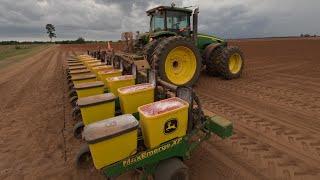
[202,43,222,64]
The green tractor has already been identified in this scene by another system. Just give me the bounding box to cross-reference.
[135,5,244,86]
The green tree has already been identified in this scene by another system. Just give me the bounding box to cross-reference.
[75,37,85,44]
[45,24,56,42]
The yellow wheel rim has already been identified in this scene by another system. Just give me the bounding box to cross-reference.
[164,46,197,85]
[229,53,242,74]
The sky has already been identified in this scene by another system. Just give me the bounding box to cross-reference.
[0,0,319,41]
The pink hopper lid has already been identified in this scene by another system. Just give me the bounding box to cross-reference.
[108,75,134,81]
[119,83,154,94]
[139,97,188,116]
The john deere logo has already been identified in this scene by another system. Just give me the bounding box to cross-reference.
[164,119,178,134]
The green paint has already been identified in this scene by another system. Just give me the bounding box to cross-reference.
[100,115,233,178]
[102,137,188,177]
[205,115,233,139]
[132,112,140,120]
[115,98,120,110]
[196,33,226,53]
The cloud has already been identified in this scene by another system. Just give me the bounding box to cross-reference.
[0,0,319,41]
[199,0,320,38]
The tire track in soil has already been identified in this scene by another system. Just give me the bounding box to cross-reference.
[196,77,320,128]
[197,96,320,179]
[0,49,56,110]
[0,46,56,86]
[0,47,82,180]
[196,79,320,134]
[197,89,320,159]
[0,48,59,179]
[191,38,320,179]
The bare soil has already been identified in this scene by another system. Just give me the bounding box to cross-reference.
[0,38,320,180]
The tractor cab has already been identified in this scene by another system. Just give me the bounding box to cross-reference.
[147,6,193,38]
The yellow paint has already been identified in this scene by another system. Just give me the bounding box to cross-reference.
[106,76,135,97]
[89,130,137,169]
[75,85,104,98]
[138,99,188,149]
[69,71,91,77]
[72,77,97,84]
[80,100,115,125]
[228,53,242,74]
[97,70,122,86]
[118,84,154,114]
[92,66,113,76]
[164,46,197,85]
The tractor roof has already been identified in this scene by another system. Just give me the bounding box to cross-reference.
[146,6,192,15]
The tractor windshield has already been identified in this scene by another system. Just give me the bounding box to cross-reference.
[166,11,189,32]
[150,10,190,35]
[150,12,165,32]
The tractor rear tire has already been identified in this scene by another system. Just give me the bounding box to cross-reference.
[206,46,223,76]
[154,158,189,180]
[216,46,244,79]
[152,36,201,87]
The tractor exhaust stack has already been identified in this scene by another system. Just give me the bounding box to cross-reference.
[192,7,199,43]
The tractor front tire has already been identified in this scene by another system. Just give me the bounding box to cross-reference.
[143,38,162,63]
[152,36,201,87]
[216,46,244,79]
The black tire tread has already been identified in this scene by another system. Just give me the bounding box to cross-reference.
[73,121,84,139]
[142,38,162,63]
[217,46,244,79]
[206,46,224,76]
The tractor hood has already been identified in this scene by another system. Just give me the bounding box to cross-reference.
[197,33,225,44]
[196,33,227,52]
[137,31,226,51]
[137,32,150,44]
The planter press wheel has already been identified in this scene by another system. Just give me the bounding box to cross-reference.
[66,73,71,80]
[68,83,74,90]
[69,89,77,98]
[76,144,93,169]
[67,77,73,83]
[154,158,189,180]
[73,121,84,139]
[72,106,81,121]
[69,96,78,107]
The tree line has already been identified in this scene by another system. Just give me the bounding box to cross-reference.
[0,38,109,45]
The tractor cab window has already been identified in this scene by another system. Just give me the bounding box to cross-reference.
[166,11,190,35]
[151,12,165,32]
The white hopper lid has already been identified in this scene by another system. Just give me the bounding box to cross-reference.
[83,114,139,144]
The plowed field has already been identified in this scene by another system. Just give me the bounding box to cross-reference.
[0,38,319,180]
